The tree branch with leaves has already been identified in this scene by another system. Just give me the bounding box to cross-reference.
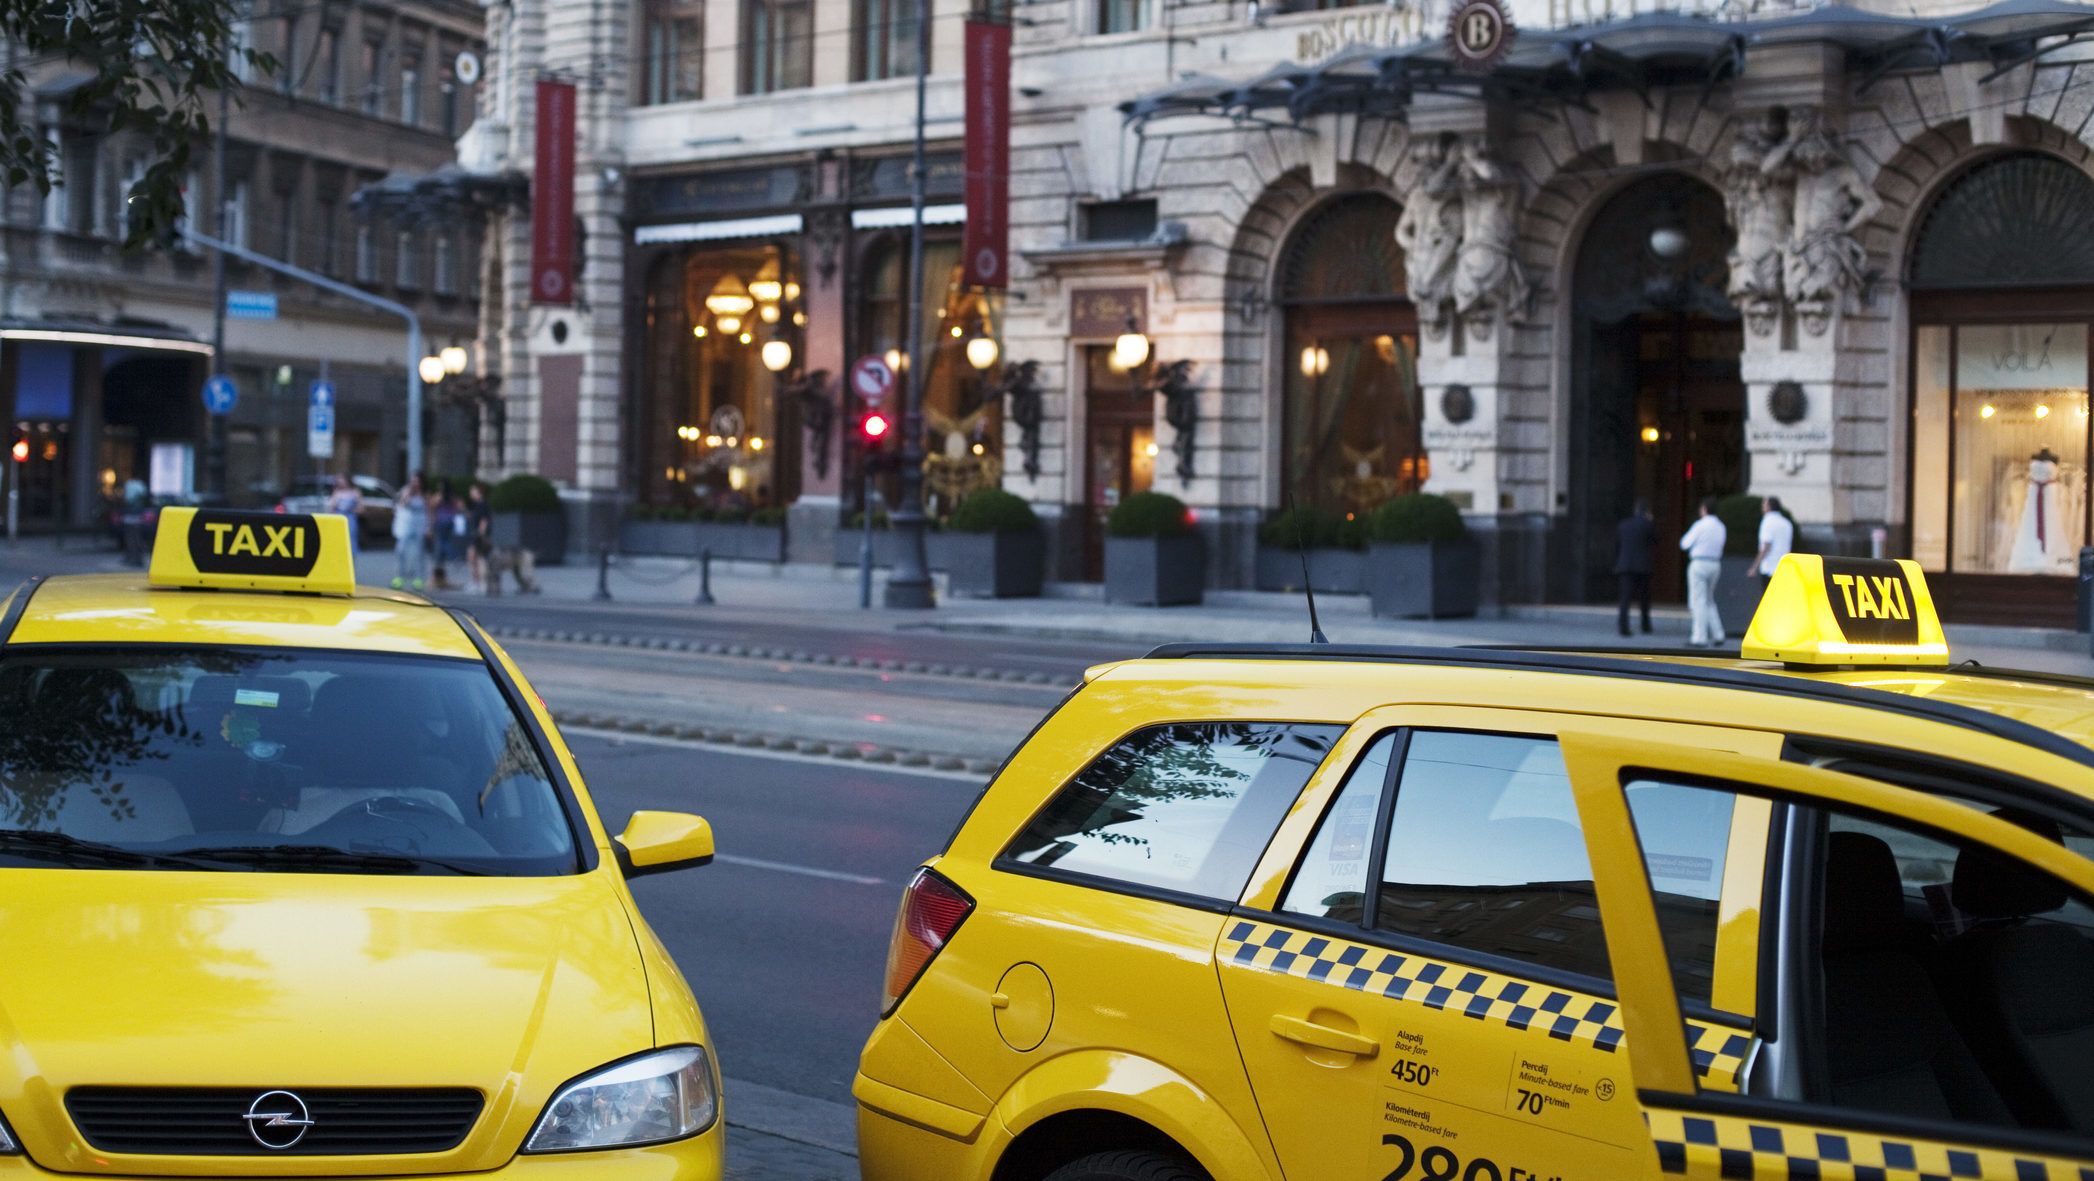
[1,0,276,248]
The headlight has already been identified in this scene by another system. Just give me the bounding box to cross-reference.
[523,1046,717,1152]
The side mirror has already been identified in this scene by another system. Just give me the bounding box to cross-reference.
[614,811,715,878]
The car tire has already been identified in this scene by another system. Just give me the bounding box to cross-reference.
[1042,1150,1208,1181]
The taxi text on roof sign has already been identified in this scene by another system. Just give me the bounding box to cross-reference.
[148,507,358,597]
[1740,553,1949,667]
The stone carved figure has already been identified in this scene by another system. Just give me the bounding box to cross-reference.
[1723,110,1792,337]
[1451,139,1530,338]
[1394,134,1463,339]
[1145,359,1200,485]
[1765,108,1883,336]
[995,360,1044,480]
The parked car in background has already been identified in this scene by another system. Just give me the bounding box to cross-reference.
[276,474,396,540]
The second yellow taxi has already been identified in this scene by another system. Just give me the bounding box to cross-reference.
[857,554,2094,1181]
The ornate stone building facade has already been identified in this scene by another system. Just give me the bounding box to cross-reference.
[485,0,2094,619]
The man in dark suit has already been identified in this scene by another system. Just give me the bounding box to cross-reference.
[1615,501,1655,637]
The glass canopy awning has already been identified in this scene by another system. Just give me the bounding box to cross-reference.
[1121,0,2094,124]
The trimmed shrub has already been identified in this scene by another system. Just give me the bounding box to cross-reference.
[1107,491,1193,539]
[487,474,561,513]
[1714,493,1795,556]
[1259,505,1364,551]
[750,506,787,527]
[1367,493,1467,544]
[950,489,1039,534]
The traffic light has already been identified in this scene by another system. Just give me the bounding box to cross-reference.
[858,409,898,473]
[860,410,891,441]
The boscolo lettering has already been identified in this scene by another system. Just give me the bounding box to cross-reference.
[201,522,307,561]
[1828,572,1911,621]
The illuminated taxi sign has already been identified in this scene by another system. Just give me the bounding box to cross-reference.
[148,507,356,597]
[1741,554,1949,667]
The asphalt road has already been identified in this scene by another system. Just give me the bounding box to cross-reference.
[569,733,982,1106]
[455,597,1136,679]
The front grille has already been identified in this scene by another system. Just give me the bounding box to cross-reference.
[66,1087,483,1156]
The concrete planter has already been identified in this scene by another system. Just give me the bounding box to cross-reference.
[832,530,955,569]
[1717,555,1766,637]
[1254,545,1367,594]
[1106,534,1205,606]
[493,511,568,567]
[1368,539,1479,619]
[944,530,1045,598]
[618,520,786,563]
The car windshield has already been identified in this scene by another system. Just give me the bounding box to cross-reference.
[0,649,579,875]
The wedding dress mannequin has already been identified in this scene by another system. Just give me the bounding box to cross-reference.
[2008,448,2075,573]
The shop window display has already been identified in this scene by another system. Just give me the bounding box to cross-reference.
[857,236,1003,521]
[637,243,803,512]
[1913,322,2090,576]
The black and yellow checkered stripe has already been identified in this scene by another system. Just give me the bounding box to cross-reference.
[1646,1108,2094,1181]
[1223,921,1753,1087]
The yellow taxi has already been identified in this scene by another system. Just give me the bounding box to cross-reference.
[857,554,2094,1181]
[0,508,724,1178]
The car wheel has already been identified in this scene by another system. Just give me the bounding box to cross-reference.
[1042,1150,1208,1181]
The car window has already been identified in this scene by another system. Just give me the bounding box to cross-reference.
[1001,722,1342,902]
[1279,732,1392,923]
[1371,732,1613,981]
[0,649,578,875]
[1663,784,2094,1140]
[1623,780,1737,1008]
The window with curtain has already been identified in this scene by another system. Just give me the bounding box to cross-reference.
[743,0,814,94]
[400,48,423,124]
[853,0,922,81]
[1096,0,1145,33]
[1278,193,1424,522]
[642,1,703,104]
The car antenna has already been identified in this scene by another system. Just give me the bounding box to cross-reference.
[1287,494,1329,644]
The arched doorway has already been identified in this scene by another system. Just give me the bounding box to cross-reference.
[1277,194,1423,523]
[1567,174,1741,602]
[1908,152,2094,626]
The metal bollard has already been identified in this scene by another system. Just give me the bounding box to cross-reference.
[593,547,613,603]
[695,547,715,606]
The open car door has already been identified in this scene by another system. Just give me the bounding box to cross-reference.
[1560,731,2094,1181]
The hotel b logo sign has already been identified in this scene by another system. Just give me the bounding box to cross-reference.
[1446,0,1514,72]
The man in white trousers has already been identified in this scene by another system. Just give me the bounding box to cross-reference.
[1679,497,1728,646]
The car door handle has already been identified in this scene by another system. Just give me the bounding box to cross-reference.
[1268,1014,1378,1057]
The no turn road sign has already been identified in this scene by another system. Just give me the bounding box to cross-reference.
[850,354,897,406]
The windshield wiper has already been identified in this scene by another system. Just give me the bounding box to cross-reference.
[0,829,220,871]
[161,844,490,876]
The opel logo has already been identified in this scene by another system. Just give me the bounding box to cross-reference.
[242,1090,314,1150]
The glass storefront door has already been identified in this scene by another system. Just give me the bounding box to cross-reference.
[1082,345,1156,580]
[1283,307,1423,521]
[1913,321,2091,578]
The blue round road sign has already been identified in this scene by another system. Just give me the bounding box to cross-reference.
[202,375,239,416]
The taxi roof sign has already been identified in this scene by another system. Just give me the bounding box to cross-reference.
[1741,553,1949,667]
[148,507,357,597]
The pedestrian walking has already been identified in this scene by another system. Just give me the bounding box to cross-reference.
[1614,500,1656,637]
[391,476,430,590]
[325,474,363,557]
[1755,495,1795,581]
[430,483,460,590]
[1680,497,1728,647]
[465,481,493,594]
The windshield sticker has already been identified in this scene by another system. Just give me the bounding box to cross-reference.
[1645,853,1714,881]
[233,689,281,709]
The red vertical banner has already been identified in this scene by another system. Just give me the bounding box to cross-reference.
[531,79,577,306]
[962,20,1011,289]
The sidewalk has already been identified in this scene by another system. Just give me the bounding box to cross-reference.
[9,536,2090,674]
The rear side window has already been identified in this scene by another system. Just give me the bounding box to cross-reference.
[1002,722,1342,901]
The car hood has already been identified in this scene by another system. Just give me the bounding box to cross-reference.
[0,868,656,1176]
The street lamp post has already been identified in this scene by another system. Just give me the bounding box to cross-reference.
[883,0,937,609]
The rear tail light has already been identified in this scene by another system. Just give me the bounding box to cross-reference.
[882,867,973,1015]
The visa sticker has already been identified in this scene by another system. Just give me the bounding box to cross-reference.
[233,689,281,709]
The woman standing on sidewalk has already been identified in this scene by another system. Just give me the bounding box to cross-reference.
[1678,497,1728,647]
[391,476,430,590]
[326,475,363,556]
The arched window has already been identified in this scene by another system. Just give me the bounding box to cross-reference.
[1278,193,1422,522]
[1909,153,2094,621]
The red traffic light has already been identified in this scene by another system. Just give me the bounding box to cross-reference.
[861,411,892,440]
[9,439,26,464]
